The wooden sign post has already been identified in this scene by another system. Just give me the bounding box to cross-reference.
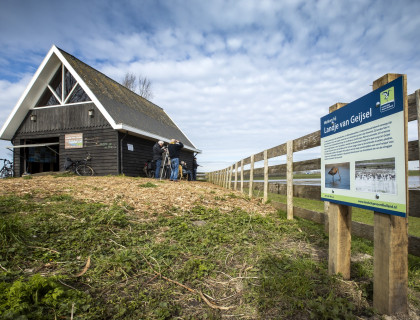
[372,74,408,315]
[327,103,351,279]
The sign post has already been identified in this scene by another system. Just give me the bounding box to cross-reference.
[326,103,351,280]
[372,74,408,315]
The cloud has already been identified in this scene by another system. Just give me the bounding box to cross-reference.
[0,0,419,171]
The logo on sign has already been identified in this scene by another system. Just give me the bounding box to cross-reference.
[380,87,395,113]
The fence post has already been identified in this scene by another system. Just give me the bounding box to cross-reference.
[263,150,268,203]
[228,165,233,189]
[373,74,408,315]
[240,159,244,193]
[224,168,228,188]
[249,154,255,198]
[227,167,230,189]
[234,162,238,191]
[327,102,352,280]
[286,140,294,219]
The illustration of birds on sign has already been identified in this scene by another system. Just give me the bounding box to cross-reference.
[328,167,341,182]
[381,89,391,101]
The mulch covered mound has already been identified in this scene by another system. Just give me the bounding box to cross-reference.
[0,175,277,216]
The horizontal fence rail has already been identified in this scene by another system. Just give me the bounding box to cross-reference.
[207,88,420,257]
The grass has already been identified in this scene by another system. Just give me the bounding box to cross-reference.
[0,193,387,319]
[246,188,420,238]
[0,184,419,319]
[139,181,158,188]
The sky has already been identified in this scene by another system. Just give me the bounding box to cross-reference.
[0,0,419,172]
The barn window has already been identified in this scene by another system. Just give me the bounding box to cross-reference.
[35,64,91,107]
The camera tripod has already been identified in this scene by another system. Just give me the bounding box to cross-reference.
[159,147,171,180]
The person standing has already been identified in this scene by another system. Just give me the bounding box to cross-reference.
[168,139,183,181]
[192,157,199,181]
[181,161,192,181]
[152,141,165,179]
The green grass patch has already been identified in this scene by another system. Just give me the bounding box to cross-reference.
[0,190,418,319]
[246,189,420,238]
[139,182,158,188]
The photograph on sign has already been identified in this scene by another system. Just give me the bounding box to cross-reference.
[320,76,406,217]
[325,162,350,189]
[354,158,396,195]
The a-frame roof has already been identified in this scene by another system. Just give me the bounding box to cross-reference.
[0,45,200,152]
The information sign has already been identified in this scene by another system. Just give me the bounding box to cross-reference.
[320,77,406,217]
[65,133,83,149]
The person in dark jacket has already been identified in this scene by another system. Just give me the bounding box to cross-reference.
[181,161,192,181]
[192,157,199,181]
[152,141,165,179]
[168,139,183,181]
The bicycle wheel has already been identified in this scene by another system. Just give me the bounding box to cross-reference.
[5,168,14,178]
[0,169,6,179]
[76,164,94,176]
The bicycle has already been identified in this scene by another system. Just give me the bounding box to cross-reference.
[64,154,94,176]
[0,158,14,178]
[143,160,155,178]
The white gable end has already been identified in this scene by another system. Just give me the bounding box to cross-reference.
[0,45,116,140]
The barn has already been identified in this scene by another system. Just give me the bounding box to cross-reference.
[0,45,200,177]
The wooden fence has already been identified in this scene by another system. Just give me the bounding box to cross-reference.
[206,86,420,257]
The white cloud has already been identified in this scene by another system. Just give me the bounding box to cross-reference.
[0,0,419,172]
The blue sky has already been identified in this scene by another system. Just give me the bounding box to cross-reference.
[1,0,420,171]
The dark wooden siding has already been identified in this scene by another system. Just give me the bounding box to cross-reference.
[13,128,118,176]
[179,149,194,173]
[11,138,22,177]
[59,128,118,175]
[118,133,196,177]
[12,103,118,176]
[119,133,155,177]
[16,103,108,133]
